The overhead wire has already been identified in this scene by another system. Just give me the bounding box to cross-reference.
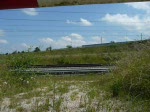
[5,34,143,37]
[0,18,150,23]
[2,29,134,31]
[1,24,150,28]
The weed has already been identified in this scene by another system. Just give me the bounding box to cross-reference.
[57,84,69,95]
[54,96,63,111]
[111,41,150,100]
[111,80,122,97]
[0,53,37,98]
[70,91,78,101]
[16,107,24,112]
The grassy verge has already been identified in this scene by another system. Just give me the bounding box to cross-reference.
[110,41,150,111]
[111,42,150,98]
[0,54,37,99]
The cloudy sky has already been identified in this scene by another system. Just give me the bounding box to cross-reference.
[0,2,150,53]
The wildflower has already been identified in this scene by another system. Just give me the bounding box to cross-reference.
[19,78,23,81]
[26,81,29,84]
[31,77,34,79]
[3,81,7,85]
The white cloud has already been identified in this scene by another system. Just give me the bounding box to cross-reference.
[80,18,93,26]
[62,33,86,47]
[73,39,86,47]
[91,36,107,44]
[39,38,54,44]
[66,20,77,25]
[62,33,84,42]
[0,30,5,37]
[123,36,133,41]
[126,2,150,13]
[70,33,84,40]
[39,33,86,49]
[102,13,150,34]
[0,39,8,44]
[62,37,72,42]
[21,43,30,49]
[22,8,38,16]
[66,18,93,26]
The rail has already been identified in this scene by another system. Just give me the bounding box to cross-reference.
[11,64,114,75]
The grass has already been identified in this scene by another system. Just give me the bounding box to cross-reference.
[111,42,150,99]
[0,74,149,111]
[70,91,78,101]
[110,41,150,111]
[0,40,150,111]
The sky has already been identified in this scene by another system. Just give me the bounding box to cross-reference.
[0,2,150,53]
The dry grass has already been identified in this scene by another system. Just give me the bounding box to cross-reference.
[0,75,133,112]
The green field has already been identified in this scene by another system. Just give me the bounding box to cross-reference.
[0,40,150,111]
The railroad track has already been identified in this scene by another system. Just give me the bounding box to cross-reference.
[14,64,113,75]
[30,64,104,68]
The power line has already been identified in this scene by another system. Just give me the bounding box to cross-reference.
[0,24,128,27]
[1,25,149,29]
[5,34,141,38]
[2,29,142,32]
[0,18,150,23]
[0,18,63,22]
[5,30,149,37]
[2,27,150,31]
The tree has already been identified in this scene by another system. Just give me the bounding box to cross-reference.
[46,46,52,51]
[12,50,17,54]
[34,47,41,52]
[21,51,25,53]
[5,53,9,55]
[66,45,72,49]
[110,41,115,43]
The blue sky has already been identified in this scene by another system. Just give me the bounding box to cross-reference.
[0,2,150,53]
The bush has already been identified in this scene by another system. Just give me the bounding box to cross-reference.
[8,54,34,69]
[111,42,150,99]
[0,53,36,98]
[34,47,41,52]
[111,80,122,97]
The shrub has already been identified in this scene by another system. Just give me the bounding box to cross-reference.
[111,80,122,97]
[8,54,34,69]
[111,42,150,99]
[0,53,36,98]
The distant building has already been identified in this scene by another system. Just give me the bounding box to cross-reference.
[82,41,131,48]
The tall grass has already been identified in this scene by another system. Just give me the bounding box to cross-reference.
[0,54,37,99]
[111,41,150,99]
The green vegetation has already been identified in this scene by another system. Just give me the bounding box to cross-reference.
[0,54,37,99]
[34,47,41,52]
[0,40,149,111]
[111,42,150,99]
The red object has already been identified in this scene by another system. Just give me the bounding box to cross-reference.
[0,0,38,10]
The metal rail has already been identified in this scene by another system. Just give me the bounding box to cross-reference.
[17,65,113,75]
[30,64,104,68]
